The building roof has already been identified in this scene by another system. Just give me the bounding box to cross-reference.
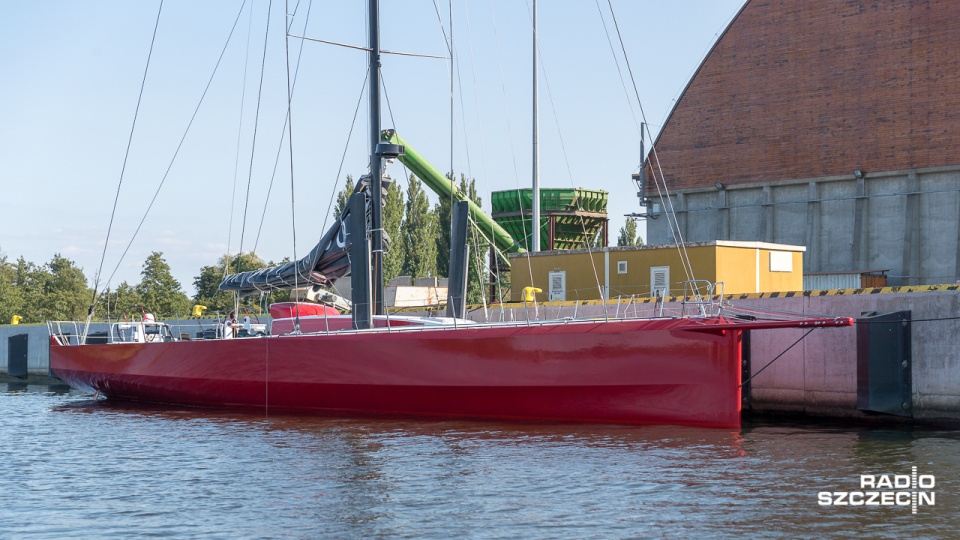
[646,0,960,192]
[507,240,805,259]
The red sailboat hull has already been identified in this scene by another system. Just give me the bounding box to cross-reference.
[50,317,751,428]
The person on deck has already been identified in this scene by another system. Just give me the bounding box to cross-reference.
[223,312,236,339]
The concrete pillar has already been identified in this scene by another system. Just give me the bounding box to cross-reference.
[805,181,820,272]
[676,192,687,239]
[853,174,868,270]
[955,191,960,282]
[763,185,774,243]
[717,189,730,240]
[901,170,921,286]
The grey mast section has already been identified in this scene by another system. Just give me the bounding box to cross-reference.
[349,191,372,330]
[445,201,470,319]
[368,0,385,315]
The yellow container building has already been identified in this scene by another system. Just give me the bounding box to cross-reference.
[507,241,806,302]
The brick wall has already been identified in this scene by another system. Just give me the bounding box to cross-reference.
[647,0,960,191]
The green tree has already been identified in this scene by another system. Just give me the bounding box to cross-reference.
[193,260,234,313]
[195,252,266,298]
[382,178,405,281]
[14,257,49,323]
[98,281,143,319]
[136,251,191,316]
[617,218,638,246]
[42,254,92,321]
[194,252,290,314]
[401,174,438,278]
[2,254,89,323]
[333,174,355,220]
[0,251,24,324]
[617,217,644,246]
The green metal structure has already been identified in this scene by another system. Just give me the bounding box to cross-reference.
[382,130,525,256]
[490,188,609,251]
[383,129,608,258]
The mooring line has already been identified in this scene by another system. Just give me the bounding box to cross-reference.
[740,328,815,388]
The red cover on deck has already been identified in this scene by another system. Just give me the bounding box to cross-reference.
[269,302,339,319]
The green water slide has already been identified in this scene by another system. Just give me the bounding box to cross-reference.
[382,129,526,255]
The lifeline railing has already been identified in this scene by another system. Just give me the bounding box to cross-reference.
[47,321,83,346]
[680,280,725,317]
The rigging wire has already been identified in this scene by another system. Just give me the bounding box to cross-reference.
[431,0,450,57]
[237,0,274,278]
[103,0,250,294]
[426,1,504,312]
[438,0,481,312]
[253,0,316,252]
[592,0,641,138]
[287,0,302,19]
[451,19,475,204]
[448,0,455,266]
[225,0,255,281]
[462,0,504,312]
[489,2,536,305]
[429,0,466,309]
[429,0,457,294]
[85,0,165,326]
[320,68,371,234]
[446,1,493,316]
[381,72,428,296]
[603,0,699,292]
[283,0,300,333]
[739,328,815,388]
[288,34,449,59]
[525,0,608,316]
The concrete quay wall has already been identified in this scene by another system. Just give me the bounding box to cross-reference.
[0,325,53,379]
[734,291,960,421]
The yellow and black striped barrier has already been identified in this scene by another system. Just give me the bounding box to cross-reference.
[726,283,960,300]
[387,283,960,311]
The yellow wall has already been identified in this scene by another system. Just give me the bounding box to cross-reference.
[606,246,718,298]
[758,249,805,292]
[715,246,756,294]
[510,252,605,303]
[509,242,805,301]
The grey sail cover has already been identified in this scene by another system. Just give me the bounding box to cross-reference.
[219,176,391,297]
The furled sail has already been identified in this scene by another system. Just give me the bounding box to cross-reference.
[219,175,391,297]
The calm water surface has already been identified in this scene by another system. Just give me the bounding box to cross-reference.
[1,384,957,538]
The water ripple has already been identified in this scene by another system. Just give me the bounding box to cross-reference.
[0,385,957,538]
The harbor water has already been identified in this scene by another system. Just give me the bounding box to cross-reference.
[1,384,957,538]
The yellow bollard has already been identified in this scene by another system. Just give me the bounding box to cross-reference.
[522,287,542,320]
[521,287,542,302]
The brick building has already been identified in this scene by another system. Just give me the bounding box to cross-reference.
[644,0,960,286]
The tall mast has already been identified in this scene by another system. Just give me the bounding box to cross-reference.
[531,0,540,252]
[369,0,384,314]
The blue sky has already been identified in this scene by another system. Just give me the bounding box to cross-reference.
[0,0,746,295]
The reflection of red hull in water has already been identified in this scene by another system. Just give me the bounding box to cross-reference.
[49,315,851,428]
